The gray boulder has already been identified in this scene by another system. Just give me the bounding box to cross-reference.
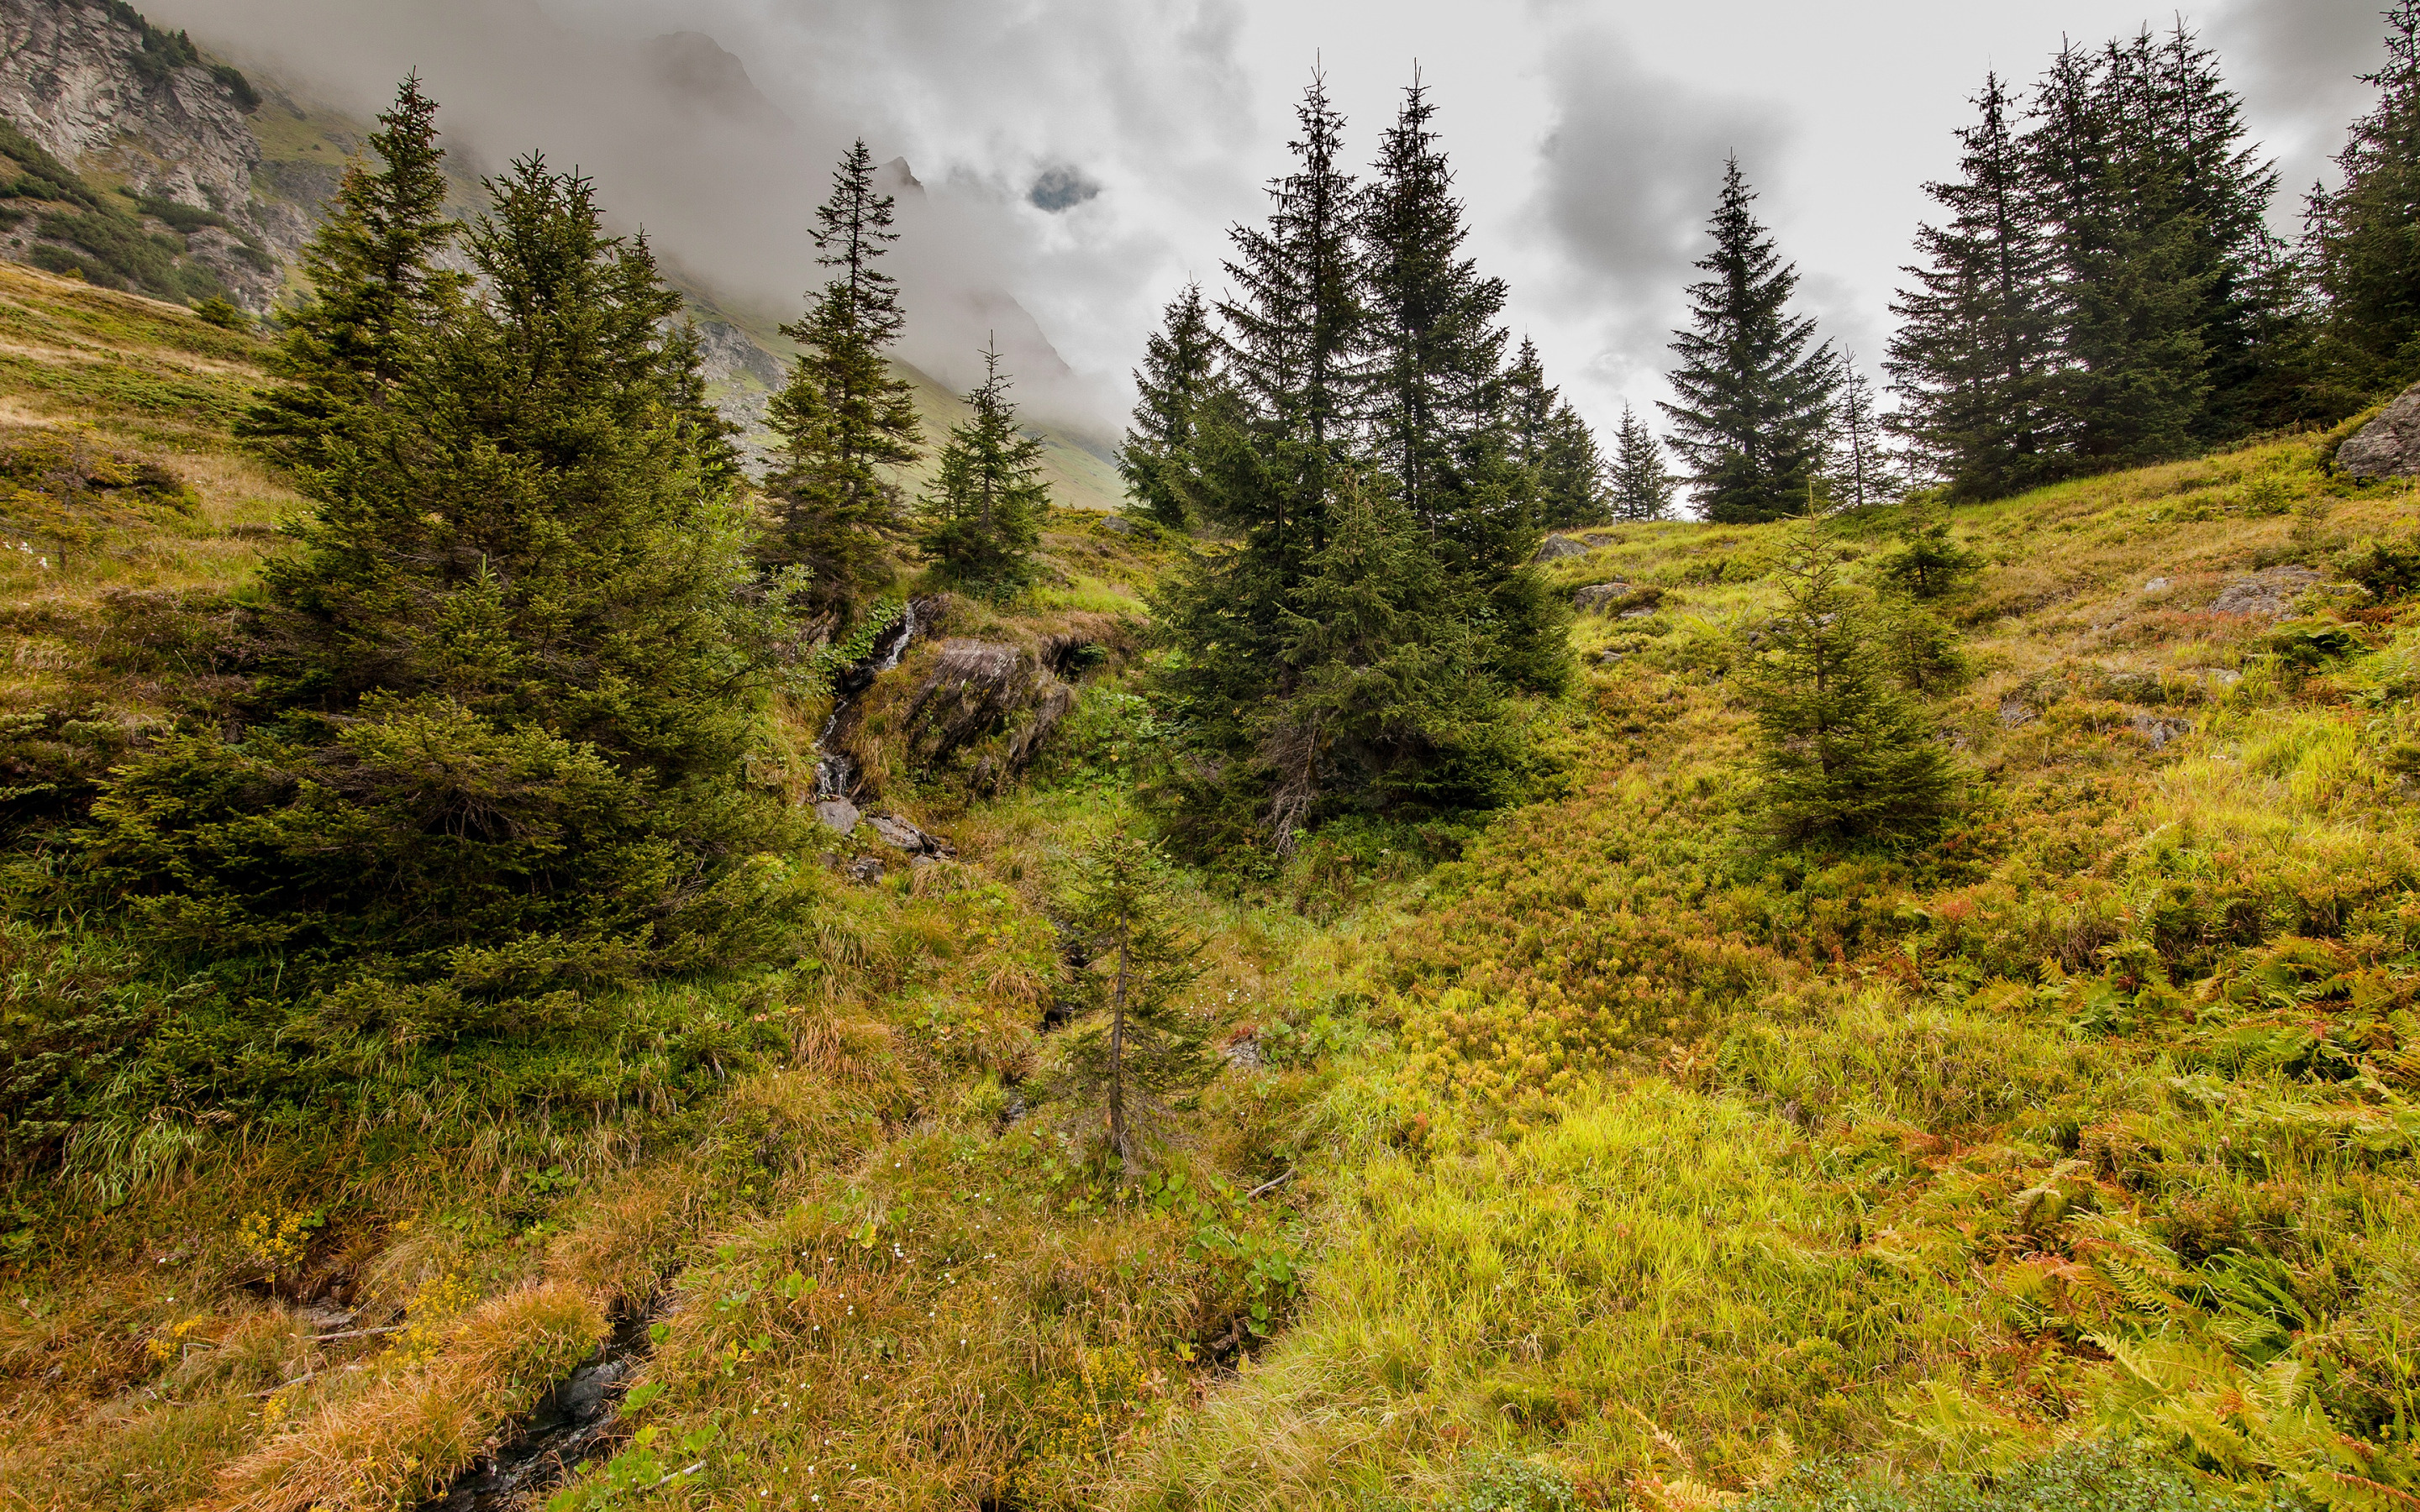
[813,797,860,834]
[1534,534,1591,562]
[2211,564,2321,619]
[2337,381,2420,480]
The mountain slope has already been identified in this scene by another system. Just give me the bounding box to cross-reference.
[0,0,1130,511]
[6,258,2417,1509]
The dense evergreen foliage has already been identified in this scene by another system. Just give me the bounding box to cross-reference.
[917,341,1050,588]
[244,76,461,475]
[1743,516,1958,841]
[1886,72,2060,501]
[763,139,923,611]
[2307,0,2420,397]
[64,97,792,1108]
[1119,282,1221,532]
[1149,76,1566,862]
[1607,403,1676,522]
[1891,20,2382,499]
[1661,159,1839,523]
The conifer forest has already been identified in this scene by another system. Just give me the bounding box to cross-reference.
[5,2,2420,1509]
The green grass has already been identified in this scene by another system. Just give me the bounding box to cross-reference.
[6,300,2420,1512]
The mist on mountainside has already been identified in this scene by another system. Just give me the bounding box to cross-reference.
[132,0,1257,447]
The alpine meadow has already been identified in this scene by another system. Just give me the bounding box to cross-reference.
[8,2,2420,1511]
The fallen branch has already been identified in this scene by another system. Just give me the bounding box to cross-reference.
[1244,1170,1295,1201]
[309,1325,405,1342]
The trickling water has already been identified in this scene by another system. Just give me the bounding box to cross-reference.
[813,600,919,801]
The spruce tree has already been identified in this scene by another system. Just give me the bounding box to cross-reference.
[2140,23,2302,441]
[1824,360,1902,509]
[1360,79,1562,692]
[1502,336,1555,477]
[1539,402,1612,528]
[1607,404,1676,522]
[1118,281,1219,532]
[1155,76,1367,800]
[1056,828,1209,1178]
[764,139,923,609]
[2029,38,2212,468]
[918,340,1050,588]
[1744,514,1958,843]
[1264,477,1527,842]
[1877,496,1981,599]
[2310,0,2420,396]
[1886,71,2063,501]
[1205,71,1365,564]
[1661,158,1839,522]
[86,153,778,999]
[244,74,461,474]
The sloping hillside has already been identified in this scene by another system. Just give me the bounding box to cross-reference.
[5,236,2417,1512]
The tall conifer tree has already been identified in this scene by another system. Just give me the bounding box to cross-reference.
[1825,361,1902,509]
[1608,404,1676,522]
[1360,80,1561,692]
[1502,336,1555,477]
[764,139,922,609]
[918,340,1050,587]
[92,151,777,996]
[1539,402,1612,528]
[1661,158,1838,522]
[2309,0,2420,395]
[1119,282,1219,531]
[1155,75,1368,798]
[2029,39,2212,467]
[244,75,460,473]
[1886,72,2062,500]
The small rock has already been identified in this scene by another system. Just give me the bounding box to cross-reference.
[813,797,860,834]
[2336,379,2420,479]
[1573,581,1634,612]
[845,856,884,885]
[867,811,957,858]
[1099,514,1143,536]
[1618,606,1656,620]
[1223,1031,1264,1069]
[1534,534,1591,562]
[1998,698,2038,729]
[2198,666,2243,687]
[2212,564,2322,619]
[1597,649,1626,665]
[2142,576,2171,595]
[2131,711,2191,749]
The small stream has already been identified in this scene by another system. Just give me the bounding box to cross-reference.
[418,606,927,1510]
[813,597,920,803]
[417,1310,655,1511]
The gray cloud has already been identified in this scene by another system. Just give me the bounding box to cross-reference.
[1526,29,1789,402]
[1029,165,1102,213]
[141,0,1263,442]
[2212,0,2386,207]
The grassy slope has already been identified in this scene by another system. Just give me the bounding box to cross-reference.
[3,269,2418,1512]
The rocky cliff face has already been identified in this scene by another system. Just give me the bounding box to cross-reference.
[0,0,311,308]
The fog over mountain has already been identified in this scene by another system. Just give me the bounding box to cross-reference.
[145,0,2386,446]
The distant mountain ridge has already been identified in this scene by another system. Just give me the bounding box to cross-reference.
[0,0,1128,508]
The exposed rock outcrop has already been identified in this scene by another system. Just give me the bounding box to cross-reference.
[1534,534,1591,562]
[1573,581,1663,615]
[2337,381,2420,480]
[896,638,1078,795]
[2210,564,2320,619]
[0,0,302,308]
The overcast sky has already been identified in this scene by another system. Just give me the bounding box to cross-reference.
[153,0,2390,449]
